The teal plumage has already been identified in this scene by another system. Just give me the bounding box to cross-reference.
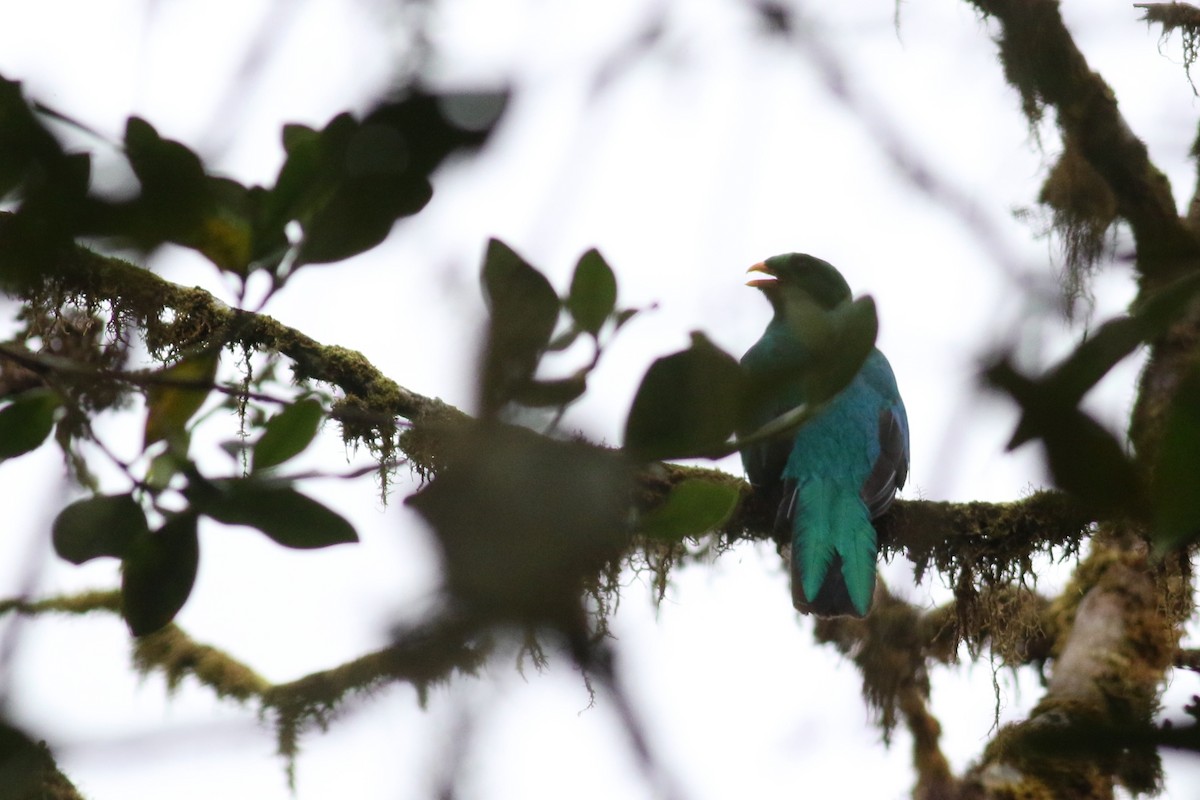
[739,254,908,617]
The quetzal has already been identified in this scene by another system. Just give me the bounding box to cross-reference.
[739,253,909,617]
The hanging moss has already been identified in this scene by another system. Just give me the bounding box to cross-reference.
[1138,2,1200,93]
[1040,140,1119,316]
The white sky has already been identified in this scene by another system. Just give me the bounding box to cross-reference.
[2,1,1199,798]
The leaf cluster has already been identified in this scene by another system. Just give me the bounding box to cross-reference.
[984,270,1200,550]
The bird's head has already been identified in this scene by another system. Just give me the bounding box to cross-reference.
[746,253,852,313]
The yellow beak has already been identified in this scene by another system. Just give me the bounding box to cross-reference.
[745,261,777,288]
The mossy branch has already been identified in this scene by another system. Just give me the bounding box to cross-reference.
[7,234,1101,571]
[969,0,1200,277]
[36,241,446,427]
[958,531,1184,797]
[1,594,492,790]
[2,227,1153,800]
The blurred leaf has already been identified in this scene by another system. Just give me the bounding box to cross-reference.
[120,511,200,636]
[145,449,184,491]
[368,90,507,176]
[567,249,617,335]
[789,294,878,406]
[0,388,58,461]
[1011,314,1145,447]
[1013,271,1200,445]
[1151,365,1200,551]
[511,373,588,408]
[143,351,220,449]
[293,122,432,265]
[614,308,640,330]
[252,397,324,471]
[0,77,43,198]
[0,721,45,798]
[986,359,1145,518]
[623,332,744,461]
[267,118,339,233]
[197,481,358,549]
[122,117,208,241]
[125,117,206,197]
[181,178,260,277]
[90,119,273,277]
[640,478,740,540]
[981,273,1200,518]
[1130,270,1200,326]
[479,239,560,415]
[0,76,69,200]
[279,90,506,268]
[406,423,631,623]
[52,493,147,564]
[546,328,582,353]
[0,77,92,286]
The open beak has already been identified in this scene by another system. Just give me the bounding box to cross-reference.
[745,261,777,288]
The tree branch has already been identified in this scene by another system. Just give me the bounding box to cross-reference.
[959,533,1181,797]
[7,233,1095,570]
[2,229,1130,800]
[970,0,1200,277]
[815,589,960,798]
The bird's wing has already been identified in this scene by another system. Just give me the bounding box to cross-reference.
[860,405,908,518]
[855,350,909,517]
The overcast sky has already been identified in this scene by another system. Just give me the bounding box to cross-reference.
[2,1,1200,798]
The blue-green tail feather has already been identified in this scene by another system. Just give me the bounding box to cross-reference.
[791,479,876,617]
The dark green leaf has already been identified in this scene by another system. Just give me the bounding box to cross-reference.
[122,117,208,240]
[185,177,258,276]
[145,449,186,491]
[1130,269,1200,328]
[282,122,320,152]
[268,116,349,232]
[479,239,561,415]
[252,398,324,471]
[986,359,1145,518]
[52,493,147,564]
[280,91,506,268]
[511,373,588,408]
[124,117,205,194]
[614,308,640,330]
[567,249,617,335]
[0,389,58,460]
[0,79,92,285]
[406,423,631,623]
[293,121,433,266]
[198,482,358,549]
[789,294,879,406]
[640,478,740,540]
[546,328,582,353]
[0,76,68,200]
[0,720,44,798]
[1151,365,1200,551]
[121,511,200,636]
[143,351,219,449]
[624,332,744,461]
[366,89,507,176]
[1013,272,1200,446]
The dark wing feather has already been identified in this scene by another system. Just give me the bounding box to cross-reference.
[860,407,909,518]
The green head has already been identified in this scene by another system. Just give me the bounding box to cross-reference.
[746,253,851,313]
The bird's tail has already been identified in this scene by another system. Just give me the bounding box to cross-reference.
[788,478,877,617]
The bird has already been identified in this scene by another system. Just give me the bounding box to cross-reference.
[739,253,909,617]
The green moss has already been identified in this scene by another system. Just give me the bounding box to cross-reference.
[1039,140,1118,315]
[132,625,270,702]
[1140,2,1200,94]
